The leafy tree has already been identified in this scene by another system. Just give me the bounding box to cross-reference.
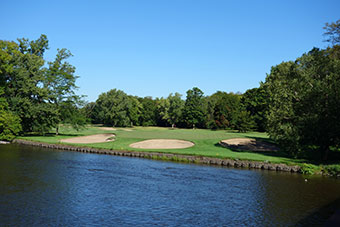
[157,93,184,128]
[233,110,255,133]
[138,96,157,126]
[183,87,205,128]
[127,96,142,126]
[241,86,269,131]
[93,89,141,127]
[45,48,84,135]
[167,93,184,128]
[157,97,170,126]
[1,35,58,133]
[0,87,21,141]
[1,35,83,134]
[323,19,340,45]
[265,47,340,160]
[205,91,242,130]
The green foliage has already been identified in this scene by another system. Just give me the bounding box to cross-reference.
[233,110,256,133]
[0,35,84,134]
[241,86,269,131]
[300,163,320,175]
[205,91,242,129]
[0,109,22,141]
[322,165,340,176]
[93,89,141,127]
[183,87,205,128]
[157,93,184,128]
[265,47,340,159]
[0,87,21,141]
[138,97,157,126]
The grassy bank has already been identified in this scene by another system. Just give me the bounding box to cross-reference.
[18,125,340,175]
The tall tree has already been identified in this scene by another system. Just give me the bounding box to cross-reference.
[241,86,269,131]
[45,48,84,135]
[1,35,58,133]
[93,89,141,127]
[183,87,205,129]
[206,91,242,130]
[1,35,83,134]
[157,93,184,128]
[167,93,184,128]
[265,47,340,160]
[138,97,157,126]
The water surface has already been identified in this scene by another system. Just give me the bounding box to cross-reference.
[0,144,339,226]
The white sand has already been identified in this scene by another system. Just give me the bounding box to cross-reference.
[220,138,279,152]
[129,139,194,149]
[60,133,115,144]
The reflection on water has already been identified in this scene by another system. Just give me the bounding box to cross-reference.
[0,144,339,226]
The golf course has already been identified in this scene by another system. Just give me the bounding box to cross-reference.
[18,125,305,165]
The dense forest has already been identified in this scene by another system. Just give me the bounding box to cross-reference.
[1,20,339,161]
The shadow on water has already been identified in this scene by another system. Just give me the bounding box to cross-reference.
[295,197,340,226]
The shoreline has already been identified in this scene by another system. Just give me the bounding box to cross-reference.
[13,139,302,174]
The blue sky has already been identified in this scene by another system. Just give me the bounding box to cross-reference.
[1,0,339,101]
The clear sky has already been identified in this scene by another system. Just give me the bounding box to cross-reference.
[1,0,339,102]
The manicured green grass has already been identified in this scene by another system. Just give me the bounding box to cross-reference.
[19,125,307,165]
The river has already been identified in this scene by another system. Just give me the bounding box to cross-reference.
[0,144,339,226]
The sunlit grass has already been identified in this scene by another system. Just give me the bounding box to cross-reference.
[18,125,307,165]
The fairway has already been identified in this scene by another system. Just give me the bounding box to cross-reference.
[19,125,305,165]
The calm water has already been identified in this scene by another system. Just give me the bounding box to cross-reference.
[0,144,339,226]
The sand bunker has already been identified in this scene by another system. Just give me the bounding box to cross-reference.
[129,139,194,149]
[99,127,132,131]
[99,127,117,131]
[220,138,279,152]
[60,133,115,144]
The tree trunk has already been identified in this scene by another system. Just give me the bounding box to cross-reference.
[321,144,329,161]
[56,125,59,136]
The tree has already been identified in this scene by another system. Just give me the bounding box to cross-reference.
[241,86,269,131]
[93,89,141,127]
[157,93,184,128]
[233,110,255,133]
[138,97,157,126]
[183,87,205,128]
[265,47,340,160]
[1,35,58,133]
[0,87,21,141]
[323,19,340,45]
[167,93,184,128]
[1,35,83,134]
[45,48,84,135]
[205,91,242,130]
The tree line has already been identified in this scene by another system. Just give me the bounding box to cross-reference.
[1,20,339,162]
[84,87,256,132]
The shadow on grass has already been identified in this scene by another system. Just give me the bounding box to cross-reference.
[23,133,83,137]
[214,142,291,158]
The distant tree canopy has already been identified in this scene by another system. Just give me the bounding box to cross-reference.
[0,35,84,136]
[183,87,205,129]
[91,89,141,127]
